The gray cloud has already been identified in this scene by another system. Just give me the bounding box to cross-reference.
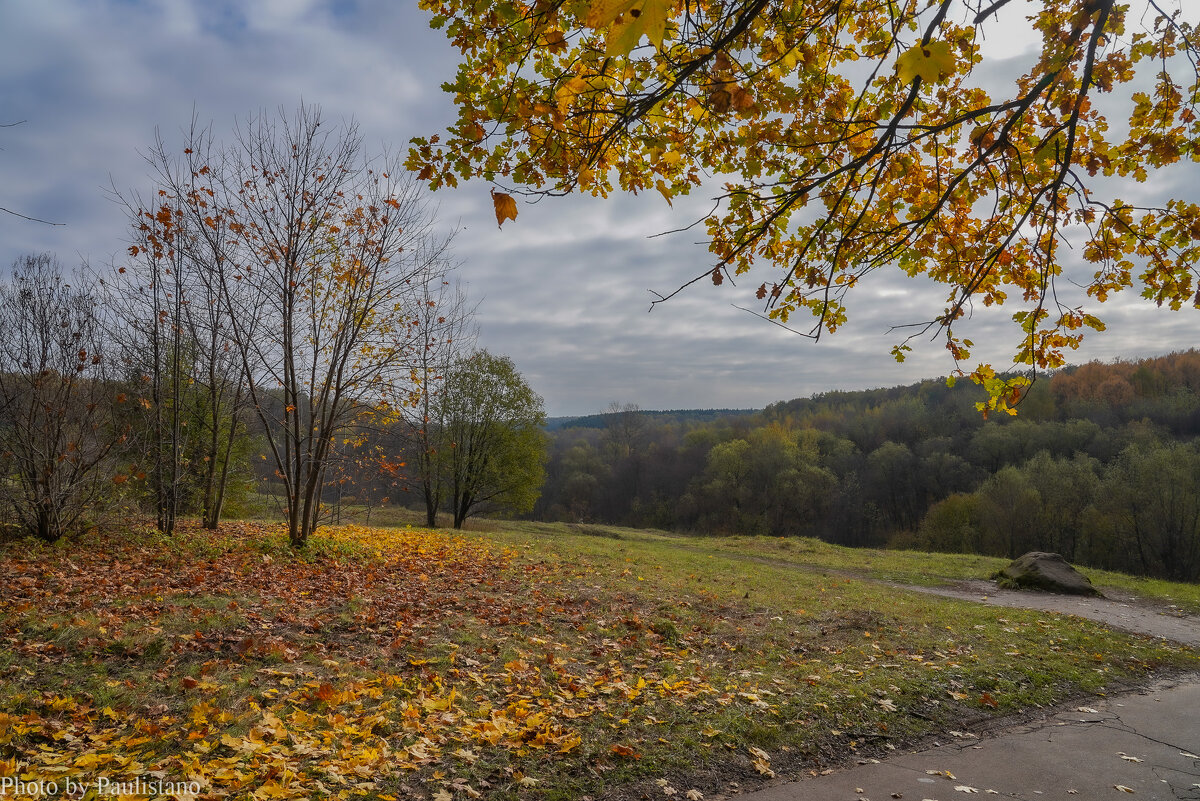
[2,0,1197,417]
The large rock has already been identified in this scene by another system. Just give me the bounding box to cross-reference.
[992,552,1101,596]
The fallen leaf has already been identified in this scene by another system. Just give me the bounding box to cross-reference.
[611,743,639,759]
[1114,786,1135,794]
[954,787,979,794]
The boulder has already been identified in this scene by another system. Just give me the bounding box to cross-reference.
[992,552,1101,596]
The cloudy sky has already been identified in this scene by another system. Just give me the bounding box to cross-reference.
[2,1,1198,417]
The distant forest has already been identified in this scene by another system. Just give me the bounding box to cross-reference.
[529,352,1200,582]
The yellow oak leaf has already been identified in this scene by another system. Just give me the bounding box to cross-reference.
[896,41,955,84]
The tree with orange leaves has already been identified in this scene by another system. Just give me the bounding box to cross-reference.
[412,0,1199,414]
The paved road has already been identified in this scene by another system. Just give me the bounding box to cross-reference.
[731,576,1200,801]
[661,539,1200,800]
[738,674,1200,800]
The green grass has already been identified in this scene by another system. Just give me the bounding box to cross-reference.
[3,518,1193,801]
[484,520,1200,612]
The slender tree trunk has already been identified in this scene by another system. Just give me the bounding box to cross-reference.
[204,401,241,529]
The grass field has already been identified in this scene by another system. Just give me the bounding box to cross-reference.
[1,519,1197,800]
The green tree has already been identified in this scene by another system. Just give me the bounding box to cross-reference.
[414,0,1199,411]
[1020,451,1100,560]
[440,350,548,528]
[916,492,983,554]
[976,466,1042,557]
[694,424,834,535]
[1087,443,1200,580]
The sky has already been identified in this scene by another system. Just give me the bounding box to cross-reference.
[1,0,1198,417]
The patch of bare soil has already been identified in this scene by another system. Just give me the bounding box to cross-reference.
[897,579,1200,646]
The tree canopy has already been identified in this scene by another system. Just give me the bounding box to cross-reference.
[439,350,548,528]
[410,0,1200,413]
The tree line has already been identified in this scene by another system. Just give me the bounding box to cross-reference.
[532,354,1200,582]
[0,105,546,547]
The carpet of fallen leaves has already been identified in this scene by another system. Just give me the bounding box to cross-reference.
[1,523,769,800]
[1,521,1196,801]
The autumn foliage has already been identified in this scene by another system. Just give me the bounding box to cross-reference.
[118,106,458,547]
[411,0,1200,411]
[2,520,1195,799]
[0,523,750,798]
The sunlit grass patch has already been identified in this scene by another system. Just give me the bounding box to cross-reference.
[0,519,1196,800]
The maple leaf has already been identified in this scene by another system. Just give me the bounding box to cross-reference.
[896,41,955,84]
[491,189,518,228]
[602,0,673,57]
[417,0,1200,409]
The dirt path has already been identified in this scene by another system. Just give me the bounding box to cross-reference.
[652,537,1200,647]
[898,578,1200,647]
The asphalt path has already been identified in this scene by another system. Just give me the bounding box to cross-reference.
[740,674,1200,801]
[735,580,1200,801]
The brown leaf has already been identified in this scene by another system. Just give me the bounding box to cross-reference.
[491,189,518,228]
[611,743,640,759]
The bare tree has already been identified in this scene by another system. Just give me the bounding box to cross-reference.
[107,120,252,534]
[0,255,120,541]
[404,277,477,526]
[104,193,191,536]
[128,105,454,546]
